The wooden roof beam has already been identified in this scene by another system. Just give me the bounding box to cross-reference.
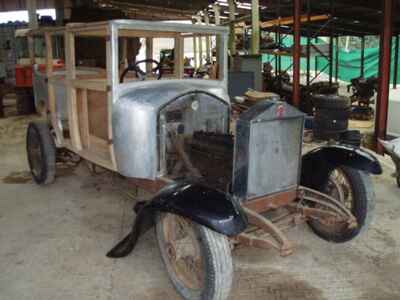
[260,14,330,29]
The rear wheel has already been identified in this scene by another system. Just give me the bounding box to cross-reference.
[26,121,56,185]
[156,213,233,300]
[308,166,375,243]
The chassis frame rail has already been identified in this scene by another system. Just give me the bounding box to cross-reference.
[236,186,358,256]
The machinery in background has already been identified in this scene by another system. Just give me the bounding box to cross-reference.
[160,48,195,77]
[263,62,359,144]
[263,62,340,115]
[14,28,64,115]
[347,76,379,120]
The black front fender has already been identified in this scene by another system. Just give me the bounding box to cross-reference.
[301,144,382,189]
[107,181,247,258]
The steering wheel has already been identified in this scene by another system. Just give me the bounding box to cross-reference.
[120,59,162,83]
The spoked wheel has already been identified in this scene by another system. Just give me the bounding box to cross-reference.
[26,121,56,185]
[156,213,233,300]
[308,166,375,243]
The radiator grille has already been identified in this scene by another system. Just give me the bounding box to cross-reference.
[232,101,305,202]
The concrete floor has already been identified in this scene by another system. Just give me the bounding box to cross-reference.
[1,115,400,300]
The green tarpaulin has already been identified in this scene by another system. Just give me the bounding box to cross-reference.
[262,36,400,83]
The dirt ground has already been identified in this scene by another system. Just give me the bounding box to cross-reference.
[0,114,399,300]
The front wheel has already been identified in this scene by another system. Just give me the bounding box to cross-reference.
[308,166,375,243]
[156,213,233,300]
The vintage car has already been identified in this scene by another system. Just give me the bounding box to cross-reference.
[26,20,382,300]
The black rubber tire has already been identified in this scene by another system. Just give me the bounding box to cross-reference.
[26,121,56,185]
[308,166,375,243]
[313,94,350,109]
[314,117,348,131]
[339,130,362,147]
[156,213,233,300]
[315,108,351,120]
[313,129,341,140]
[16,89,35,115]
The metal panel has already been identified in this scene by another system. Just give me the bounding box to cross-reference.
[232,100,305,201]
[233,55,263,91]
[247,118,303,198]
[113,79,230,179]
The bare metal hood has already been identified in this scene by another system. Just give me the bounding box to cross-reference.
[112,79,230,180]
[117,79,230,110]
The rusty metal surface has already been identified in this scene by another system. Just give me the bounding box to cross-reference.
[127,177,168,194]
[240,207,294,257]
[243,188,298,213]
[235,184,359,257]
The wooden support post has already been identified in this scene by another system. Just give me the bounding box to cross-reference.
[54,0,64,26]
[121,38,128,68]
[191,19,198,68]
[45,33,61,142]
[26,0,38,29]
[228,0,237,57]
[193,35,198,69]
[174,36,184,79]
[26,0,38,65]
[107,25,118,169]
[393,35,399,89]
[251,0,260,55]
[375,0,393,154]
[213,4,223,78]
[292,0,302,107]
[194,15,203,66]
[146,38,153,73]
[65,31,82,151]
[212,4,221,25]
[213,4,222,71]
[199,35,203,67]
[204,13,211,62]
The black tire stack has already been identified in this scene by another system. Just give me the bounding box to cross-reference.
[312,94,351,140]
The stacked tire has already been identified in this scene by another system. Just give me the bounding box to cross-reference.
[312,94,351,140]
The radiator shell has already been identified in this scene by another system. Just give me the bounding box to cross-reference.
[232,100,305,202]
